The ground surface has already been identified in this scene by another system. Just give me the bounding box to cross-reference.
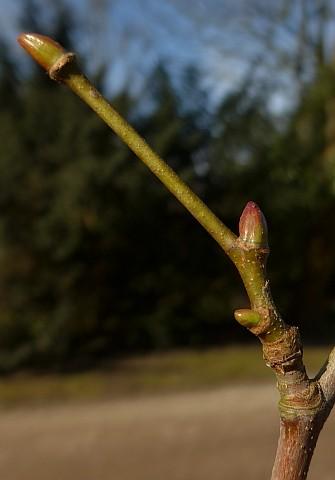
[0,383,334,480]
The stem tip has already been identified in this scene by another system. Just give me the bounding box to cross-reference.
[17,33,66,72]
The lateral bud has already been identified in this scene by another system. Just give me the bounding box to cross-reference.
[234,309,261,329]
[239,201,268,248]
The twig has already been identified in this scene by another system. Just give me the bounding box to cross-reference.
[17,32,335,480]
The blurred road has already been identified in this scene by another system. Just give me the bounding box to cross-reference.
[0,384,334,479]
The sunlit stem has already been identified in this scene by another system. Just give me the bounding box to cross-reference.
[18,32,237,255]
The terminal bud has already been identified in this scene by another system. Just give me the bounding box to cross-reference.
[17,33,67,72]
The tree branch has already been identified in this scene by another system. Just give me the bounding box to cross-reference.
[17,32,335,480]
[318,347,335,406]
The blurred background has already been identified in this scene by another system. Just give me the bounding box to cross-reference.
[1,0,335,478]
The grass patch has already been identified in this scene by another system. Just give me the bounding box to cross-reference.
[0,345,331,408]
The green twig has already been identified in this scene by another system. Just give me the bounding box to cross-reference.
[17,33,236,255]
[16,33,276,334]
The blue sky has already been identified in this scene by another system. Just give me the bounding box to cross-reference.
[0,0,254,103]
[2,0,335,112]
[65,0,251,102]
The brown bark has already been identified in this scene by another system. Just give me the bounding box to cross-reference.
[266,338,335,479]
[271,413,326,480]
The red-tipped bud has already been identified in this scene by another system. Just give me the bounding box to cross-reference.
[17,33,67,72]
[239,201,268,247]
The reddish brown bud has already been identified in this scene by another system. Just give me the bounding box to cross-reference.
[239,201,268,247]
